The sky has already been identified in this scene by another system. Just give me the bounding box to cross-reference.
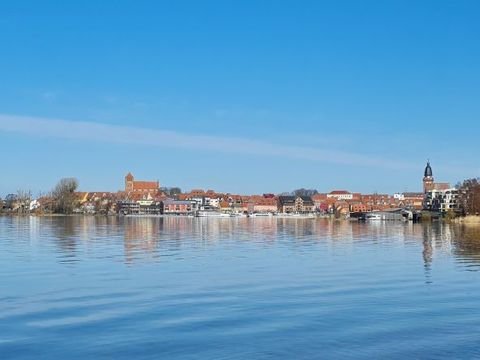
[0,0,479,196]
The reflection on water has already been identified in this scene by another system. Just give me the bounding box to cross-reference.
[1,216,480,359]
[12,216,480,267]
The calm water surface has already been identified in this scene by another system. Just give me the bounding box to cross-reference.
[1,216,480,359]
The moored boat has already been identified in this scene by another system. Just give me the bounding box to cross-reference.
[196,210,231,218]
[366,213,383,221]
[250,213,273,217]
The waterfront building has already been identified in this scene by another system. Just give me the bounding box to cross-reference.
[424,188,459,212]
[402,192,424,210]
[180,189,222,209]
[251,196,277,213]
[312,194,327,209]
[278,196,315,213]
[118,200,140,215]
[118,199,162,215]
[162,200,194,215]
[278,196,296,213]
[350,203,369,213]
[361,194,396,210]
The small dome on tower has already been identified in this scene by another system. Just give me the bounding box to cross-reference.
[424,161,433,178]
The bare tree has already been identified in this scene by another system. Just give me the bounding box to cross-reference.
[458,178,480,215]
[293,188,318,197]
[16,189,32,214]
[4,194,17,211]
[161,187,182,198]
[51,178,79,214]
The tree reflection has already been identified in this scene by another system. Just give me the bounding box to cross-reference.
[451,225,480,265]
[49,216,79,261]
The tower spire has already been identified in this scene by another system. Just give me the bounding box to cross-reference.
[423,161,434,193]
[424,161,433,178]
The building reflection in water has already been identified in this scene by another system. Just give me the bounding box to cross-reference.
[22,216,480,270]
[123,217,160,263]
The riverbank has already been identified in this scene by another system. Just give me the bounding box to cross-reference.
[455,215,480,225]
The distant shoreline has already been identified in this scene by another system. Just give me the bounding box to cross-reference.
[2,213,480,225]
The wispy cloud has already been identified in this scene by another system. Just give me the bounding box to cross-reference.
[0,114,413,170]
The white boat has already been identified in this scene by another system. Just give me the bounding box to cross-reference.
[230,213,248,218]
[293,213,316,218]
[366,213,383,221]
[196,210,231,218]
[250,213,273,217]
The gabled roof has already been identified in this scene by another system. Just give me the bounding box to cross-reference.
[132,181,159,190]
[329,190,351,195]
[278,196,296,204]
[163,200,192,205]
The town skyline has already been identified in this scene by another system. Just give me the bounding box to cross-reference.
[0,160,457,200]
[0,150,471,196]
[3,161,468,217]
[0,153,466,197]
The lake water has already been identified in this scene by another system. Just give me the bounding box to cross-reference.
[1,216,480,359]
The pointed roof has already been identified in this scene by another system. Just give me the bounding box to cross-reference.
[125,172,134,181]
[424,161,433,178]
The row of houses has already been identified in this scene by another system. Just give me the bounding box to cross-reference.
[2,164,459,216]
[0,188,435,216]
[115,190,424,216]
[112,165,462,215]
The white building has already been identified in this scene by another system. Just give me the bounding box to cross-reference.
[327,191,353,201]
[424,188,459,212]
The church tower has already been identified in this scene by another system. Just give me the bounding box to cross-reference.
[125,172,134,193]
[423,161,434,193]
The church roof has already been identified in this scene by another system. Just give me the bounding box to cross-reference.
[132,181,159,190]
[424,161,433,178]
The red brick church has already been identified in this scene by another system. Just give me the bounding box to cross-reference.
[124,173,160,194]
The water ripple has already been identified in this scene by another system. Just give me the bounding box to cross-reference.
[1,217,480,359]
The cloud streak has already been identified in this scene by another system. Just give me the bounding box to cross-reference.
[0,114,412,170]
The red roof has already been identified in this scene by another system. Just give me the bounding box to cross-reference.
[132,181,158,190]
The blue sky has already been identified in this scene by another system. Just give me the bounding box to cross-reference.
[0,0,479,196]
